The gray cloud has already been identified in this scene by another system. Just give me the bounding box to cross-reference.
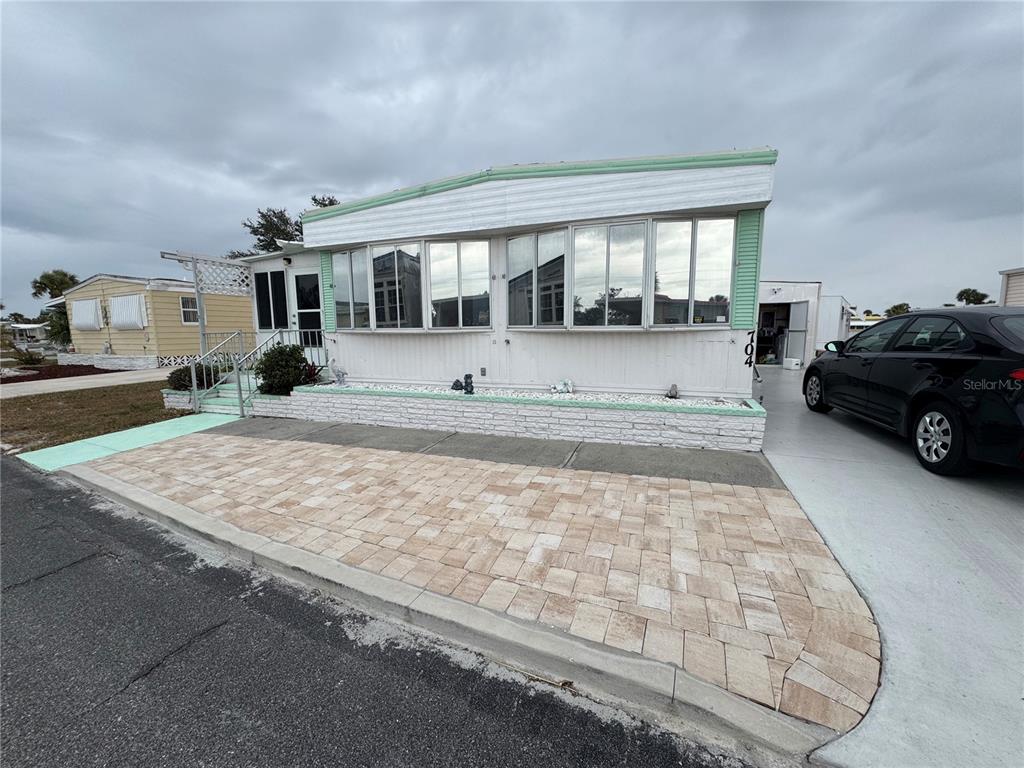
[2,1,1021,315]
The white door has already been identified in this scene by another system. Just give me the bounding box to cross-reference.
[785,301,809,363]
[287,269,323,349]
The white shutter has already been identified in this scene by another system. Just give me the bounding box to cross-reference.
[71,298,102,330]
[110,294,147,329]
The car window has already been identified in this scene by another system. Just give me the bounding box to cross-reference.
[892,317,966,352]
[846,318,905,353]
[993,316,1024,345]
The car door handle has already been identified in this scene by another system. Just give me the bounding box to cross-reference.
[911,361,932,370]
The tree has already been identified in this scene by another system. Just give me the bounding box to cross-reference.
[226,194,340,259]
[31,269,79,299]
[955,288,992,305]
[310,194,339,208]
[885,303,911,317]
[46,305,71,346]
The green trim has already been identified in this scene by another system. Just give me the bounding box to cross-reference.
[288,385,764,418]
[302,149,779,224]
[730,209,764,330]
[320,252,336,332]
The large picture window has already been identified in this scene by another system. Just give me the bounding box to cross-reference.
[428,240,490,328]
[572,223,644,327]
[372,243,422,329]
[254,271,288,330]
[333,248,370,329]
[653,218,735,325]
[507,230,565,327]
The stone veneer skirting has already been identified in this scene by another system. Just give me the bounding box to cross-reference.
[163,390,194,410]
[246,387,766,452]
[59,352,159,370]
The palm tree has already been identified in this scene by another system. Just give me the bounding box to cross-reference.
[955,288,991,305]
[30,269,79,299]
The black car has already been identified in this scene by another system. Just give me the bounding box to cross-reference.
[803,307,1024,475]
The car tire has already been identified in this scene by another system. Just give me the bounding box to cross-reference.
[804,372,832,413]
[911,401,974,476]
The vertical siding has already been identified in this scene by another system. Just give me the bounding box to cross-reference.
[1005,273,1024,307]
[320,252,336,332]
[731,209,764,330]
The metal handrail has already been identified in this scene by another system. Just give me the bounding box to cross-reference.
[189,331,240,413]
[232,330,285,415]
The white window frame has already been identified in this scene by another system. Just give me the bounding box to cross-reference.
[366,240,425,331]
[650,215,738,328]
[179,295,201,325]
[253,270,288,330]
[505,227,569,329]
[332,248,372,331]
[426,239,492,330]
[568,218,648,330]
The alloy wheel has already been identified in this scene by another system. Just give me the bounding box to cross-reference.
[916,411,952,463]
[806,376,821,406]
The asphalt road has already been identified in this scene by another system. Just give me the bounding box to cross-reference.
[1,457,748,768]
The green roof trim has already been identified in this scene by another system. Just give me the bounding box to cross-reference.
[289,385,766,418]
[302,148,778,224]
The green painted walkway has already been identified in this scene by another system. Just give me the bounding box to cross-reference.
[17,413,239,472]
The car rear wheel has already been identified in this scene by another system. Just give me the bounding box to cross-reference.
[804,372,832,413]
[912,401,973,475]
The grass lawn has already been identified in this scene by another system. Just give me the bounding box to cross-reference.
[1,380,188,452]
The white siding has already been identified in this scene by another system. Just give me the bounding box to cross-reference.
[325,327,753,397]
[1004,272,1024,307]
[304,165,773,247]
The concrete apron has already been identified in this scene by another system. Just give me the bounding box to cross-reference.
[61,462,834,765]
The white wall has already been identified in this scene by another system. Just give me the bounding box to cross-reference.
[816,295,853,346]
[303,165,773,248]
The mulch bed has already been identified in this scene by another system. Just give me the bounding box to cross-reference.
[2,364,123,382]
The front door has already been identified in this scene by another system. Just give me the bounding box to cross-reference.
[288,270,323,349]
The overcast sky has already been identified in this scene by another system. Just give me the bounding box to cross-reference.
[2,2,1022,316]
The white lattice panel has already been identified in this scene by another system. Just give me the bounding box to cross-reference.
[193,259,252,296]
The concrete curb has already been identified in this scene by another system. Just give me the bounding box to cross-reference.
[61,463,834,760]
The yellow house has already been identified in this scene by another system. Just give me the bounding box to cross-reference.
[61,274,254,369]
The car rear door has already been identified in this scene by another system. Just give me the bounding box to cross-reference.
[823,317,907,414]
[865,316,968,429]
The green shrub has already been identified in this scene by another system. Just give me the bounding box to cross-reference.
[166,364,220,391]
[252,344,318,395]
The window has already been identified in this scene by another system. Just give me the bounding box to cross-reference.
[428,241,490,328]
[372,243,422,328]
[179,296,200,325]
[110,294,147,329]
[692,219,734,324]
[508,230,566,327]
[333,249,370,329]
[71,298,102,331]
[653,218,735,326]
[254,271,288,330]
[573,223,644,327]
[846,318,906,353]
[653,222,692,324]
[892,317,969,352]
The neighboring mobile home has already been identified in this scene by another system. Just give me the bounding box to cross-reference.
[999,266,1024,307]
[241,148,777,398]
[62,274,254,369]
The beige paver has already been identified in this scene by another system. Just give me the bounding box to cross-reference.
[86,433,880,732]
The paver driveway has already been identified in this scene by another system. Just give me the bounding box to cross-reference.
[87,431,881,731]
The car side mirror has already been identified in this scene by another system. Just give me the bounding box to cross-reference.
[825,340,846,353]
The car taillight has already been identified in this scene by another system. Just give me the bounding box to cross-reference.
[1010,369,1024,381]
